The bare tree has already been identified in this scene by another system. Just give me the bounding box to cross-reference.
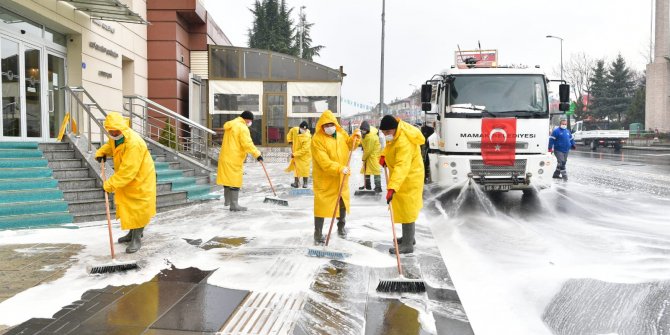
[563,52,596,114]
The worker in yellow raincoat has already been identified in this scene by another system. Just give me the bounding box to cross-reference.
[378,115,425,254]
[286,121,312,188]
[95,112,156,254]
[216,111,262,211]
[311,110,360,242]
[358,121,382,193]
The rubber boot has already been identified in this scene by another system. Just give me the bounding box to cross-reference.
[224,187,231,206]
[229,189,247,212]
[373,175,382,193]
[337,200,347,237]
[302,177,308,188]
[126,227,143,254]
[314,217,325,245]
[561,170,568,181]
[396,235,416,245]
[291,177,299,188]
[389,223,415,254]
[552,170,561,179]
[359,175,371,190]
[118,229,143,243]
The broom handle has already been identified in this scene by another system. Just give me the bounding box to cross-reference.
[101,162,115,260]
[325,136,359,246]
[384,166,403,276]
[259,160,277,197]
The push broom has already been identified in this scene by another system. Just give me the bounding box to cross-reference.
[307,136,358,260]
[260,160,289,206]
[376,166,426,293]
[89,162,139,274]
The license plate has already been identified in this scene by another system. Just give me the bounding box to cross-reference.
[484,184,511,191]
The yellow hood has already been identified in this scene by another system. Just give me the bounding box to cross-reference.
[225,117,245,131]
[315,110,341,135]
[103,112,129,132]
[397,119,425,145]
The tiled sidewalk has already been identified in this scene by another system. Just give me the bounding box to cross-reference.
[4,266,248,334]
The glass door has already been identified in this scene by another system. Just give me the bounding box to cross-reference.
[48,53,65,138]
[1,37,20,137]
[263,93,286,146]
[24,43,41,138]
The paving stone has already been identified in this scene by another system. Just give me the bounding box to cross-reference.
[150,284,249,332]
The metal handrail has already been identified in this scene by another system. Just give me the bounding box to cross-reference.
[123,95,216,169]
[62,86,109,153]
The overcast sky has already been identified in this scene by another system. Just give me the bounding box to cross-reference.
[203,0,655,116]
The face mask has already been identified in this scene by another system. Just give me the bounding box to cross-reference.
[324,126,336,135]
[246,121,252,127]
[109,133,123,141]
[560,125,567,129]
[361,131,368,136]
[385,134,394,142]
[299,128,306,134]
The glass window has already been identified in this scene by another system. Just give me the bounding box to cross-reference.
[213,94,259,112]
[292,96,337,114]
[263,82,286,93]
[243,51,269,79]
[448,74,548,115]
[210,48,239,78]
[300,63,330,81]
[0,8,42,40]
[211,114,261,145]
[45,28,66,47]
[271,56,298,80]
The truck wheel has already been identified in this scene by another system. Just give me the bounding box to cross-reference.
[590,140,597,151]
[522,188,536,196]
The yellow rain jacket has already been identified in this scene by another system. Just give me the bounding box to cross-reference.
[216,116,261,188]
[360,126,382,175]
[286,127,312,177]
[312,110,358,218]
[95,112,156,230]
[383,119,425,224]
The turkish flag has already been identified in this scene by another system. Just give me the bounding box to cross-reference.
[481,118,517,166]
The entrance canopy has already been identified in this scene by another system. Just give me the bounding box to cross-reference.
[59,0,148,24]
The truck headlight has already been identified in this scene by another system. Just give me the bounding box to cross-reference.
[539,161,545,167]
[450,162,457,168]
[538,169,544,175]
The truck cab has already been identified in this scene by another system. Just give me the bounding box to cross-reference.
[422,66,570,193]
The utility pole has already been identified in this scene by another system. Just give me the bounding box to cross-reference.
[379,0,386,119]
[299,6,305,58]
[547,35,568,131]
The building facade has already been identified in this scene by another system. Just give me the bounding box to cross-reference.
[0,0,149,141]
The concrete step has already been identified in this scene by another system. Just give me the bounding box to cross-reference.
[42,150,76,160]
[58,178,97,190]
[0,178,58,191]
[152,154,166,162]
[0,188,64,204]
[38,142,70,151]
[72,198,189,223]
[154,161,180,171]
[0,149,43,158]
[157,190,188,205]
[0,158,48,168]
[62,188,105,201]
[52,167,91,179]
[173,184,213,199]
[48,159,83,169]
[157,182,173,192]
[67,199,109,213]
[195,176,210,185]
[0,167,52,179]
[156,169,183,181]
[0,211,73,229]
[164,176,196,189]
[0,200,69,217]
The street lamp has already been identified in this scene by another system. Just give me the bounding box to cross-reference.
[546,35,569,130]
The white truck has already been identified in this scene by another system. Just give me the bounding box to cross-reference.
[421,64,570,194]
[572,120,629,151]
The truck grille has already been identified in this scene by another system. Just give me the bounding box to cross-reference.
[467,142,529,149]
[469,159,527,176]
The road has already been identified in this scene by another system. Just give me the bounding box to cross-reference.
[2,147,669,334]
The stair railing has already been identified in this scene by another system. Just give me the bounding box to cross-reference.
[62,86,109,153]
[123,95,216,169]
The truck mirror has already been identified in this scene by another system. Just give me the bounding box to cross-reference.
[421,84,432,104]
[559,84,570,103]
[422,102,432,112]
[559,102,569,111]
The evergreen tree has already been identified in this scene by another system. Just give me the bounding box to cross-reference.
[626,74,646,126]
[588,59,608,120]
[606,54,635,127]
[294,11,324,61]
[248,0,296,56]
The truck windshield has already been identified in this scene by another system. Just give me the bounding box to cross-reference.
[447,74,548,116]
